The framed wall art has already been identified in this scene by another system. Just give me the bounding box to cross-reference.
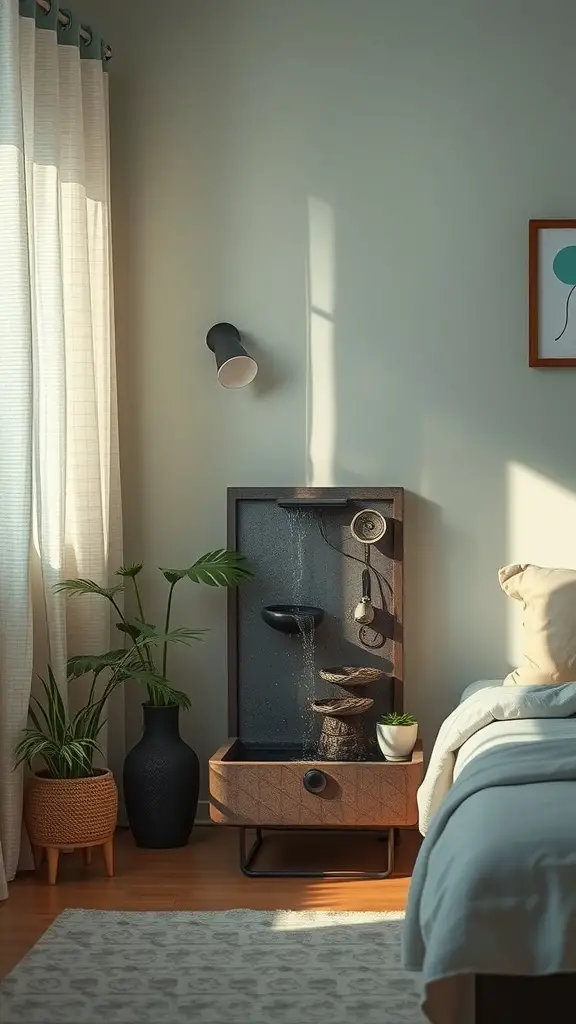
[529,219,576,367]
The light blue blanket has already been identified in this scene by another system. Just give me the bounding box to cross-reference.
[403,739,576,981]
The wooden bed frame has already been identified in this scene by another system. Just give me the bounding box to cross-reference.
[476,973,576,1022]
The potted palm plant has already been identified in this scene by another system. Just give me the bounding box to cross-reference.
[56,549,252,848]
[15,664,121,885]
[376,712,418,762]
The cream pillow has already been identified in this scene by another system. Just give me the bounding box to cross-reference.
[499,563,576,685]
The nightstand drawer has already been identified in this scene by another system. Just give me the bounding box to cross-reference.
[209,741,423,827]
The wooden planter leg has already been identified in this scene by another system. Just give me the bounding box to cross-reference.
[102,839,114,877]
[46,847,60,885]
[82,847,93,866]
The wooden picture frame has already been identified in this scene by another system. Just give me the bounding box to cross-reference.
[529,219,576,367]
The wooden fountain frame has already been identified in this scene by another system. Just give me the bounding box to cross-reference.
[209,486,423,878]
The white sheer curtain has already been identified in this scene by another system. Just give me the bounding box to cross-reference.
[0,0,122,899]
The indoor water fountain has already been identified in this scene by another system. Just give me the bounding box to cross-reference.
[209,487,423,878]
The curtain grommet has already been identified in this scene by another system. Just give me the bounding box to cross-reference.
[58,8,72,31]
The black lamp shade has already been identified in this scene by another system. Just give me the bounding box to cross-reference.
[206,323,258,388]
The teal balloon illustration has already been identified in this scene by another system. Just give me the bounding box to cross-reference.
[553,246,576,286]
[553,246,576,342]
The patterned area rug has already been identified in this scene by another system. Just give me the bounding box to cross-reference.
[0,909,425,1023]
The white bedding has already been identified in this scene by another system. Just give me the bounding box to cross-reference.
[454,716,576,778]
[417,682,576,835]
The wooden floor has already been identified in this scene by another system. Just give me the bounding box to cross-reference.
[0,826,419,979]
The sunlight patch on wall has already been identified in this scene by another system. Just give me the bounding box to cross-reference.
[506,461,576,663]
[306,197,336,487]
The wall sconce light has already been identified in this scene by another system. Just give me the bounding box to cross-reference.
[206,323,258,389]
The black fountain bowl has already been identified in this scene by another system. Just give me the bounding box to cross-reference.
[261,604,325,634]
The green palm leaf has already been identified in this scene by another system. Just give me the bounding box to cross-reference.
[134,624,205,647]
[186,549,253,588]
[67,650,128,679]
[160,568,188,585]
[48,550,252,734]
[119,665,192,710]
[54,578,123,600]
[145,681,191,709]
[116,620,157,644]
[115,562,143,578]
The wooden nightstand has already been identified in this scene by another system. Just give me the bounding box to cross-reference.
[209,741,423,878]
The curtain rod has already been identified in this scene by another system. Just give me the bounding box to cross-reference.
[35,0,112,61]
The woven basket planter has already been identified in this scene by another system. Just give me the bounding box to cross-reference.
[24,770,118,848]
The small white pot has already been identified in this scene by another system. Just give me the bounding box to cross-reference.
[376,722,418,762]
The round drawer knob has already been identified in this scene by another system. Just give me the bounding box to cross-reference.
[303,769,327,794]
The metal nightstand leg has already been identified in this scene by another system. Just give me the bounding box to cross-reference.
[239,826,395,879]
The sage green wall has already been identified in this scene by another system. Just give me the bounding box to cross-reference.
[87,0,576,785]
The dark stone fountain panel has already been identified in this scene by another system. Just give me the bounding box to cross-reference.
[229,489,403,748]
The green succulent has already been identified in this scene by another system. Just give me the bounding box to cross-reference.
[378,712,417,726]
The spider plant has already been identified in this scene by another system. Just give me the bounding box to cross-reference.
[55,549,252,709]
[15,665,107,779]
[378,712,417,726]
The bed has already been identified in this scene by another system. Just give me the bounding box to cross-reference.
[402,681,576,1024]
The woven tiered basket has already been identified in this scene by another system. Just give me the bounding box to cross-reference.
[312,697,375,760]
[24,770,118,848]
[318,666,387,688]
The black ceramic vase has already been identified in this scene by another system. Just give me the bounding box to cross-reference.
[123,704,199,849]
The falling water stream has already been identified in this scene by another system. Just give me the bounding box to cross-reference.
[294,615,317,758]
[287,510,318,758]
